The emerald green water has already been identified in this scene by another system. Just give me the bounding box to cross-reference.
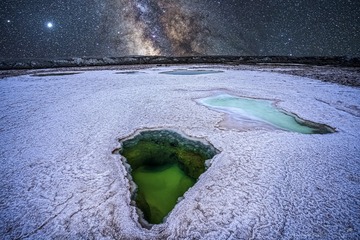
[199,94,335,134]
[132,164,195,224]
[119,130,218,225]
[160,69,223,75]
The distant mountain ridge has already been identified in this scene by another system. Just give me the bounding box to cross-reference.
[1,56,359,70]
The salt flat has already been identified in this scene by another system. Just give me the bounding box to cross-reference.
[0,65,359,239]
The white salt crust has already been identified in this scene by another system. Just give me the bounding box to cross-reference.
[0,66,359,239]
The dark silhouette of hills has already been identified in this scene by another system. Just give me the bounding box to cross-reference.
[0,56,359,70]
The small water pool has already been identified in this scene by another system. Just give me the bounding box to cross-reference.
[160,69,223,75]
[198,94,335,134]
[32,72,82,77]
[132,163,195,224]
[117,130,218,225]
[115,71,139,74]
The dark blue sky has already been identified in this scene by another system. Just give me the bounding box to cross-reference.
[0,0,359,59]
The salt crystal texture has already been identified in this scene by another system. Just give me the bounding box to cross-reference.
[0,66,359,239]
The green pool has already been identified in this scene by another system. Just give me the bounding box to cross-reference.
[119,130,218,225]
[132,163,195,224]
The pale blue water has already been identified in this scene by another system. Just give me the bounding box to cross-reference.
[199,94,334,134]
[160,69,223,75]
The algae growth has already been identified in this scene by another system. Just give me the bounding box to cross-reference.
[119,130,218,224]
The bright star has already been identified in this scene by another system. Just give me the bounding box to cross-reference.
[47,22,53,28]
[6,20,11,23]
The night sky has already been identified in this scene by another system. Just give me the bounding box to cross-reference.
[1,0,359,59]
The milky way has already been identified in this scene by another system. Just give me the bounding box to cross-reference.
[99,0,217,56]
[1,0,359,59]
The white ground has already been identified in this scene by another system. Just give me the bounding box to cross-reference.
[0,65,359,239]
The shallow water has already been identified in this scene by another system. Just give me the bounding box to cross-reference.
[160,69,223,75]
[119,130,218,225]
[199,94,335,134]
[115,71,138,74]
[32,72,82,77]
[132,163,195,224]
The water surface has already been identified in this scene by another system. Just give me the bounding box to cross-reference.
[132,163,195,224]
[198,94,335,134]
[119,130,218,225]
[160,69,223,75]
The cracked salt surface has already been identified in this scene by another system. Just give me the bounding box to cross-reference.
[0,66,359,239]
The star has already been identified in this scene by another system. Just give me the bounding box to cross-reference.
[0,0,359,59]
[46,22,54,28]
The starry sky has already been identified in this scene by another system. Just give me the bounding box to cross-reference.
[0,0,359,59]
